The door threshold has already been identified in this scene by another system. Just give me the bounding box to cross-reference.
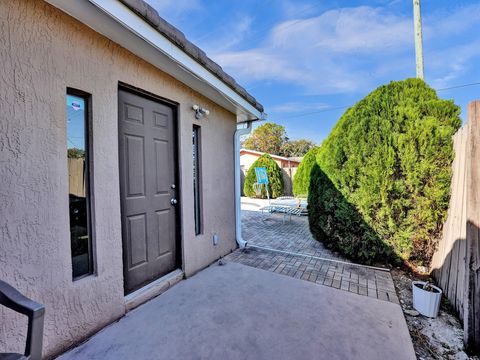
[125,269,184,311]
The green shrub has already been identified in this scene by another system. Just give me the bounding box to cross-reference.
[244,154,284,199]
[308,164,393,263]
[309,78,461,265]
[293,147,320,196]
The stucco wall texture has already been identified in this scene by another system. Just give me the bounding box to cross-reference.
[0,1,237,357]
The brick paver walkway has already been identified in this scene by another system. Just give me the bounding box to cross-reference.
[224,207,399,304]
[241,209,340,259]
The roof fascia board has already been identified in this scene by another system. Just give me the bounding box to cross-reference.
[240,149,299,163]
[44,0,262,121]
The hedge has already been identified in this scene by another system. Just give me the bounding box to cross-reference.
[243,154,284,199]
[293,146,320,196]
[308,164,392,263]
[308,78,461,265]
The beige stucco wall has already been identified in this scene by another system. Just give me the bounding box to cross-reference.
[0,1,237,357]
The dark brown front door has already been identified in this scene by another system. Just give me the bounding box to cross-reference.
[118,88,179,294]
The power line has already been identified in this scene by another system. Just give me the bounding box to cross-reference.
[67,139,79,148]
[280,105,351,119]
[269,81,480,120]
[436,81,480,91]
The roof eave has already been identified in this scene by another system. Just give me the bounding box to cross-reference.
[44,0,264,122]
[240,149,300,164]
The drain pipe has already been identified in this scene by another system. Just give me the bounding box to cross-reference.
[234,121,253,249]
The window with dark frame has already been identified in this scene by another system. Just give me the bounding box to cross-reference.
[66,89,94,279]
[192,125,202,235]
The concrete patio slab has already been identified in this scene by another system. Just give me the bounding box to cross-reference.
[59,262,415,360]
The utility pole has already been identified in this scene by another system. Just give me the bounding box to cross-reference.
[413,0,424,80]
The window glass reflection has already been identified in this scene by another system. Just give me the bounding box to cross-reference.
[193,126,202,235]
[67,93,92,279]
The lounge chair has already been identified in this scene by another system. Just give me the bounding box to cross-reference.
[260,197,308,223]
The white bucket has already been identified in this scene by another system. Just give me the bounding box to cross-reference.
[412,281,442,318]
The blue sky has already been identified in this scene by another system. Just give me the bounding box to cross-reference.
[150,0,480,144]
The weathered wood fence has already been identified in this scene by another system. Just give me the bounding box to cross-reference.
[431,101,480,352]
[68,158,86,197]
[431,126,467,315]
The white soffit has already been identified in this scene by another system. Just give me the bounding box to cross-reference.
[44,0,263,122]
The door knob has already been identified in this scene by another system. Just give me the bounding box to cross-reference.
[170,198,178,205]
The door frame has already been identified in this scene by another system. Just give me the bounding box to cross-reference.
[117,82,183,294]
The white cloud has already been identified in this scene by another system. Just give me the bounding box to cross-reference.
[147,0,201,24]
[201,15,254,52]
[425,4,480,38]
[147,0,201,13]
[214,50,308,83]
[207,3,480,96]
[270,102,331,113]
[279,0,328,18]
[270,7,412,53]
[421,3,480,88]
[210,6,412,94]
[428,40,480,89]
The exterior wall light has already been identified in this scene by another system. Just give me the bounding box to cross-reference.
[192,104,210,119]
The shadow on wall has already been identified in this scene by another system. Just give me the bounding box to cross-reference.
[281,168,292,196]
[431,225,479,354]
[431,237,466,320]
[307,164,395,265]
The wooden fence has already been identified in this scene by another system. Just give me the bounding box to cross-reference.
[431,125,467,317]
[68,158,86,197]
[431,101,480,352]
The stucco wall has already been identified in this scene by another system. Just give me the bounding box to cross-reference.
[0,1,237,357]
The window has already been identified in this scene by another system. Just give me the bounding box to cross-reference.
[66,89,94,279]
[192,125,202,235]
